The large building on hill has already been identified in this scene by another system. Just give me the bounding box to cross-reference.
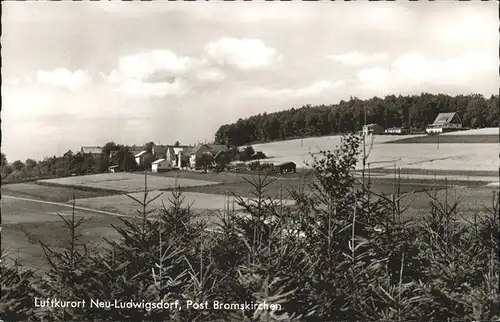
[425,112,463,134]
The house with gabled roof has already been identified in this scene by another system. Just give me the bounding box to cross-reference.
[81,146,104,157]
[426,112,462,134]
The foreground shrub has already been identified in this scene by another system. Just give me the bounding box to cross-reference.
[1,135,499,321]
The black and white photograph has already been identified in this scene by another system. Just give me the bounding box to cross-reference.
[1,1,499,321]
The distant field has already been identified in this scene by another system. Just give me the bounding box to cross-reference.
[252,134,497,172]
[149,170,248,184]
[1,182,119,203]
[385,134,498,144]
[38,172,220,193]
[177,178,453,199]
[440,127,498,136]
[71,190,295,217]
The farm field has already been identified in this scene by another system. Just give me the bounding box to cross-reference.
[1,196,127,270]
[177,178,454,199]
[252,134,497,172]
[149,169,249,184]
[3,177,497,271]
[38,172,220,193]
[386,134,498,144]
[1,182,119,203]
[71,190,295,217]
[440,127,499,135]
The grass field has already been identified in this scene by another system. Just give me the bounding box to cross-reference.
[71,190,295,216]
[252,134,497,172]
[1,182,120,203]
[38,172,220,193]
[1,196,128,270]
[386,134,498,144]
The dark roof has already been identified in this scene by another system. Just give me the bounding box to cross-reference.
[275,161,296,167]
[190,144,211,155]
[208,144,228,152]
[432,112,457,125]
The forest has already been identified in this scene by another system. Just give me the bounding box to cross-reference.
[214,93,499,146]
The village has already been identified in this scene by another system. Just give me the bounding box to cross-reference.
[76,111,464,176]
[79,142,297,175]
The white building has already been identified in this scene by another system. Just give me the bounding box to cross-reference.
[426,112,462,134]
[151,158,173,172]
[134,150,149,165]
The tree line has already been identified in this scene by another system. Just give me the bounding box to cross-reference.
[1,142,141,183]
[214,93,499,146]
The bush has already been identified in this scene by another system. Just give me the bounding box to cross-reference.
[2,135,499,321]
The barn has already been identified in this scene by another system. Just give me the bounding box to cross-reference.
[275,162,296,174]
[151,158,173,172]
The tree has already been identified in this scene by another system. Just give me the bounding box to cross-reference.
[12,160,25,172]
[213,93,499,146]
[144,142,155,154]
[174,141,180,147]
[113,146,137,172]
[102,142,118,158]
[1,153,7,167]
[195,153,213,172]
[240,145,255,162]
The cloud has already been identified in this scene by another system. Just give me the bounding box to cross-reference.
[196,68,225,82]
[205,38,282,70]
[327,52,388,66]
[103,50,204,96]
[244,80,345,99]
[36,68,89,89]
[357,51,497,94]
[111,77,190,98]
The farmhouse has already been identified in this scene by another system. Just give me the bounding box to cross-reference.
[385,127,409,135]
[81,146,104,157]
[426,112,463,134]
[63,150,74,158]
[129,146,146,156]
[171,144,228,169]
[151,158,173,172]
[153,144,189,159]
[134,151,151,166]
[275,161,296,174]
[362,124,384,136]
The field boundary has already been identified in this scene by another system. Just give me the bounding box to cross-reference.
[384,134,499,144]
[34,180,126,194]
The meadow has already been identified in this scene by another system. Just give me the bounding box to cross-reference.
[252,132,498,173]
[1,182,119,202]
[38,172,220,192]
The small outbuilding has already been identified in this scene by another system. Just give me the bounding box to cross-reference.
[385,127,409,135]
[151,158,173,172]
[275,162,296,175]
[362,124,384,136]
[108,165,119,173]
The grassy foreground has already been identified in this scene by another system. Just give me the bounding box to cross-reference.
[1,134,499,321]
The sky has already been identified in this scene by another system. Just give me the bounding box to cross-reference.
[2,1,498,162]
